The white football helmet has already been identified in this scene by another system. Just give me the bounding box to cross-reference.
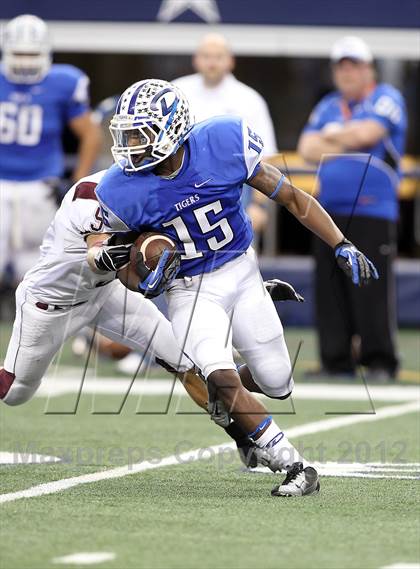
[110,79,194,173]
[2,14,51,84]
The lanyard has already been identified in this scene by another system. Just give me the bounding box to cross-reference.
[339,99,353,121]
[339,83,377,122]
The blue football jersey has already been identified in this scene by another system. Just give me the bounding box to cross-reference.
[0,64,90,181]
[304,83,407,221]
[96,116,263,277]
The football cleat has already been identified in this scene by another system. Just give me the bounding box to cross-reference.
[271,462,320,497]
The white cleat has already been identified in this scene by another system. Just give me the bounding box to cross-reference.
[117,352,143,375]
[271,462,320,497]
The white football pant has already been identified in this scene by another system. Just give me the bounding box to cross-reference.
[167,247,293,398]
[0,179,57,281]
[2,280,192,405]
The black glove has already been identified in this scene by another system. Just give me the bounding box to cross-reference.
[106,231,140,246]
[334,239,379,286]
[264,279,305,302]
[93,243,132,272]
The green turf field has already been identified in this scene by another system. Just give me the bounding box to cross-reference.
[1,326,419,569]
[2,323,419,382]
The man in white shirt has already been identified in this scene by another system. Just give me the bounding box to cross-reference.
[173,33,277,233]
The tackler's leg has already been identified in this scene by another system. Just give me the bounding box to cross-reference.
[94,281,195,373]
[1,285,92,405]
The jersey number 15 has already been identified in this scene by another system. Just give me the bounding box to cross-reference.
[163,200,234,260]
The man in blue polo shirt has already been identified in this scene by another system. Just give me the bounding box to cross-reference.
[298,36,407,381]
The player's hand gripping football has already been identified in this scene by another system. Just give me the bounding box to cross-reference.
[334,239,379,286]
[134,249,181,298]
[92,242,132,272]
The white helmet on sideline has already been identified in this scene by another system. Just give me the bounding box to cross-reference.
[110,79,194,173]
[2,14,51,84]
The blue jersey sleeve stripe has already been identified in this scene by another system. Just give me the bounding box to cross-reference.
[269,174,285,200]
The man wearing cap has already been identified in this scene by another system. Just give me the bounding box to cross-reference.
[298,36,407,381]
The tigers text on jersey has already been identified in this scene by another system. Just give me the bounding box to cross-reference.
[95,116,263,278]
[0,63,90,181]
[23,170,113,305]
[304,83,407,221]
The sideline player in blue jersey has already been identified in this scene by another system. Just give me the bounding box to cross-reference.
[0,14,101,283]
[93,79,378,496]
[298,36,407,380]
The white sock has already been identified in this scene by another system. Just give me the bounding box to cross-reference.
[254,420,308,470]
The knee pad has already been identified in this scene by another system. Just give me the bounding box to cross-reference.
[0,369,15,400]
[251,359,294,399]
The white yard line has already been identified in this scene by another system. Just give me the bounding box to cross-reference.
[52,552,116,565]
[280,400,419,438]
[36,376,420,402]
[250,462,420,480]
[1,400,418,505]
[381,564,420,569]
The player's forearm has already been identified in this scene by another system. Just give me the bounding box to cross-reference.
[72,122,102,181]
[280,183,344,248]
[86,233,110,273]
[297,132,344,163]
[249,162,343,249]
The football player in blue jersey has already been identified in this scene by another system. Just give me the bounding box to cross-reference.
[92,79,378,496]
[0,14,101,283]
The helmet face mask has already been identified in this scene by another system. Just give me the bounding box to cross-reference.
[3,51,51,84]
[110,118,167,172]
[2,15,51,84]
[110,80,193,173]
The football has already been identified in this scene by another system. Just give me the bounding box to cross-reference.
[131,231,177,271]
[117,232,178,292]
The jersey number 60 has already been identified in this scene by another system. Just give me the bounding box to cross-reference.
[0,102,43,146]
[162,200,234,260]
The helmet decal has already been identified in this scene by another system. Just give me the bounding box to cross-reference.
[150,88,179,116]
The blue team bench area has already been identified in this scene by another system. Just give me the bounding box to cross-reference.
[259,256,420,328]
